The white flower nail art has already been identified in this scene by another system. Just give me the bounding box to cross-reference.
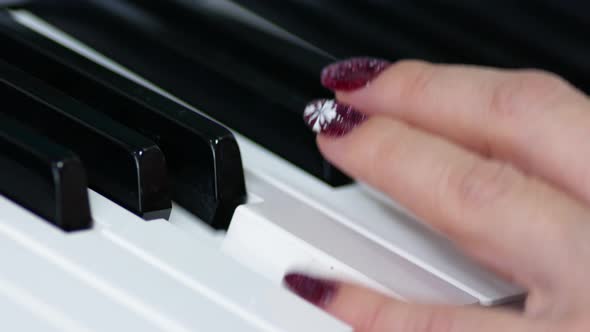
[303,99,342,133]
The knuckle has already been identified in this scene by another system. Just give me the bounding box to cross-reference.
[441,160,521,233]
[489,69,570,118]
[453,161,517,207]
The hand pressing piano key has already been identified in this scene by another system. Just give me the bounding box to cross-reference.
[10,9,526,306]
[223,171,479,305]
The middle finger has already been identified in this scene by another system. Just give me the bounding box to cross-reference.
[334,60,590,205]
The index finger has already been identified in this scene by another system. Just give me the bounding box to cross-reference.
[316,115,589,291]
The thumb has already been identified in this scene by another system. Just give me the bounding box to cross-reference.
[284,273,547,332]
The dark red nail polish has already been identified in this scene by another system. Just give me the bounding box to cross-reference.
[321,57,391,91]
[303,99,367,137]
[283,273,338,308]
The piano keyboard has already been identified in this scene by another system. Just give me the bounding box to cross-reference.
[1,1,587,330]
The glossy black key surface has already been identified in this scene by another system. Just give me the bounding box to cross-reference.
[0,114,91,231]
[406,0,590,91]
[0,13,247,229]
[29,1,351,186]
[230,0,450,62]
[231,0,590,93]
[124,0,333,99]
[0,60,172,220]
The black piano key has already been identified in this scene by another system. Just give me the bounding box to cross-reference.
[228,0,447,62]
[232,0,590,94]
[224,0,525,70]
[417,0,590,91]
[31,3,351,186]
[338,0,523,66]
[123,0,333,102]
[535,0,590,27]
[0,114,91,231]
[0,13,247,229]
[0,60,172,221]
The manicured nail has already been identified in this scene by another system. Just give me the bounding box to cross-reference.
[283,273,338,308]
[321,57,390,91]
[303,99,367,137]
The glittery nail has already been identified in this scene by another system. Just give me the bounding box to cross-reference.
[303,99,367,137]
[283,273,338,308]
[321,57,390,91]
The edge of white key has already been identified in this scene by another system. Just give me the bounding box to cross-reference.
[0,281,77,332]
[223,171,478,305]
[0,195,197,331]
[89,191,351,332]
[0,220,162,331]
[235,135,524,306]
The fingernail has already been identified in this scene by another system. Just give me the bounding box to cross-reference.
[283,273,338,308]
[321,57,390,91]
[303,99,367,137]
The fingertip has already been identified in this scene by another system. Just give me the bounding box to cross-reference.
[310,278,400,332]
[315,116,392,183]
[315,127,357,166]
[335,59,438,117]
[334,90,358,106]
[282,272,340,309]
[315,133,338,152]
[332,81,391,122]
[282,272,395,330]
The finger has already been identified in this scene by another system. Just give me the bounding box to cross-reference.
[284,273,551,332]
[317,115,590,292]
[335,60,590,205]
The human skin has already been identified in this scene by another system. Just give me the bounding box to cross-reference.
[288,59,590,332]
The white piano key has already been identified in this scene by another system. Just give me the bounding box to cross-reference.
[0,284,73,332]
[223,171,478,305]
[0,228,160,332]
[59,235,267,332]
[235,135,524,305]
[88,191,351,332]
[167,202,226,246]
[0,195,270,332]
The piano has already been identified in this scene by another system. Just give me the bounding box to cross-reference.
[0,1,587,330]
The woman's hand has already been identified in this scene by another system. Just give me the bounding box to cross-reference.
[287,59,590,331]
